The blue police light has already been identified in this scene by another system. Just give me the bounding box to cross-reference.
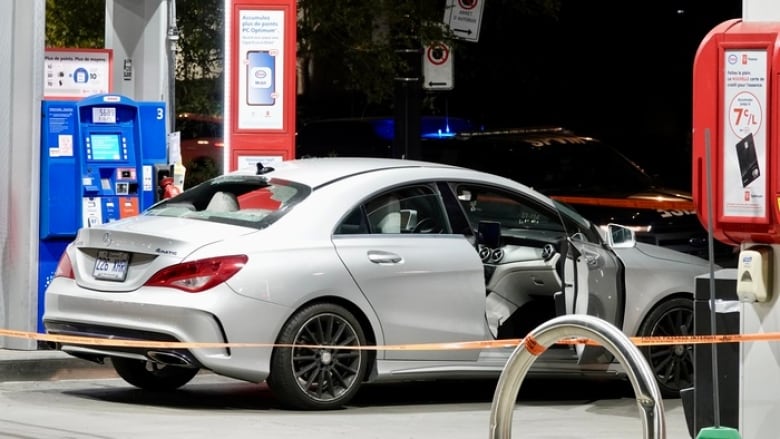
[422,127,457,139]
[368,116,473,141]
[371,118,395,141]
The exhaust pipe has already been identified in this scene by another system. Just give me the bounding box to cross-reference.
[146,351,196,367]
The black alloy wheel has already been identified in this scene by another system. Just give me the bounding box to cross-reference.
[268,303,369,410]
[637,297,694,398]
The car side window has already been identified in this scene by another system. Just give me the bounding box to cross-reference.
[335,185,450,235]
[553,200,603,244]
[453,184,566,237]
[334,206,369,234]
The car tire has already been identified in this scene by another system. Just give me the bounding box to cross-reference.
[637,296,694,399]
[267,303,369,410]
[111,357,200,391]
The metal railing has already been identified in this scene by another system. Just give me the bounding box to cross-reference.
[489,314,666,439]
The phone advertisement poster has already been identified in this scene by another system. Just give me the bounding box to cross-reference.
[722,49,767,219]
[238,9,284,130]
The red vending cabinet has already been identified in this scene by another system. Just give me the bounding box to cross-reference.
[227,0,297,172]
[693,19,780,245]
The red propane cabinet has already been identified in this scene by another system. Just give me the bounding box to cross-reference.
[693,19,780,245]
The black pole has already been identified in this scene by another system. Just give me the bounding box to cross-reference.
[166,0,179,134]
[393,47,421,160]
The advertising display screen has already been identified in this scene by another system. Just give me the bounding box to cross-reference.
[90,133,122,161]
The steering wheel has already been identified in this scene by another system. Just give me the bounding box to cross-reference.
[412,218,442,234]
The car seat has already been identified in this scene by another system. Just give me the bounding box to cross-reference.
[372,195,401,233]
[206,191,239,212]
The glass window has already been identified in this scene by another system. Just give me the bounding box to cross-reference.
[336,185,450,235]
[453,184,566,239]
[145,175,309,229]
[552,200,604,244]
[176,116,223,140]
[335,207,369,235]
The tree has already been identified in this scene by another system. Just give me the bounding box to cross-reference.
[296,0,563,119]
[296,0,451,117]
[44,0,224,115]
[45,0,104,48]
[44,0,563,122]
[174,0,225,116]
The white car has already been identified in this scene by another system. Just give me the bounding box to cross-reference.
[43,157,712,410]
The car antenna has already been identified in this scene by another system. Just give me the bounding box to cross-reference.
[256,162,274,175]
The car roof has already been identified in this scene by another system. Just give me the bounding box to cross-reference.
[231,157,465,188]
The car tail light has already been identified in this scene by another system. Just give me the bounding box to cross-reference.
[54,253,74,279]
[145,255,248,293]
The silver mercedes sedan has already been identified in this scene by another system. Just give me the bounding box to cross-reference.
[43,157,712,410]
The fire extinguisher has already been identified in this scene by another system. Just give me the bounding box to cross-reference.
[159,176,181,199]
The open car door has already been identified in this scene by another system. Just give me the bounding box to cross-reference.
[451,183,625,365]
[555,201,625,364]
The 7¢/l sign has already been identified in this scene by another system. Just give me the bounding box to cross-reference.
[444,0,484,43]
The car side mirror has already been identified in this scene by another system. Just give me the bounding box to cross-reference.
[605,223,636,248]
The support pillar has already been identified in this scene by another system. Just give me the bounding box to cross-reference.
[0,0,45,349]
[738,3,780,437]
[105,0,171,122]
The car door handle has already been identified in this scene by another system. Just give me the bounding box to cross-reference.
[367,251,403,264]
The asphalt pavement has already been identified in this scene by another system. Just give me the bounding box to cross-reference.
[0,347,696,437]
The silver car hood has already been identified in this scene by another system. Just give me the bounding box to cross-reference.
[632,241,714,268]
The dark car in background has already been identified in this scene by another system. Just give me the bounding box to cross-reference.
[418,127,737,266]
[295,121,736,266]
[175,113,225,187]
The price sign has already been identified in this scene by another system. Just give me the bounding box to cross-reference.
[93,107,116,124]
[722,49,768,219]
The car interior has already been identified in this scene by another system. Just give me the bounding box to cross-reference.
[334,182,573,341]
[206,191,240,212]
[455,186,569,339]
[362,187,448,235]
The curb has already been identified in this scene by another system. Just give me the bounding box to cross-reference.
[0,349,115,382]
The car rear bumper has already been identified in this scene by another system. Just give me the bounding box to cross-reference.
[43,277,290,382]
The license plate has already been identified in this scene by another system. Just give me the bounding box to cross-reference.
[93,250,130,281]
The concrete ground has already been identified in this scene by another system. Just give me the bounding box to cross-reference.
[0,347,698,438]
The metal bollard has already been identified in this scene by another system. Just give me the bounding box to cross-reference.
[489,314,666,439]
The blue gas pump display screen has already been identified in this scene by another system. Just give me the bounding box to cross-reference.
[90,133,122,161]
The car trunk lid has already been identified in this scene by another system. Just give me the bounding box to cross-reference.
[71,216,255,291]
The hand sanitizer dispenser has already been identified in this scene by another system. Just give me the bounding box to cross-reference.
[737,246,772,302]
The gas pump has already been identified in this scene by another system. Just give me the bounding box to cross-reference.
[38,94,168,331]
[693,19,780,438]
